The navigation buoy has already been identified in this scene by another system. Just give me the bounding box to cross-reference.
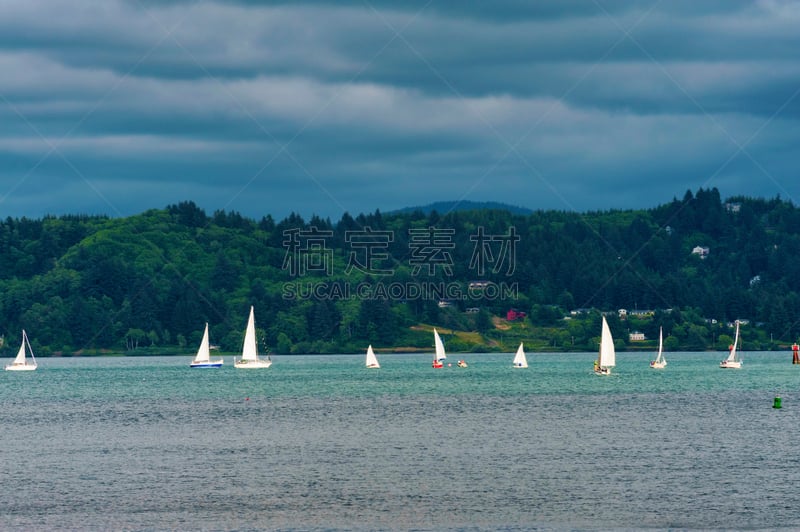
[773,396,782,409]
[792,343,799,364]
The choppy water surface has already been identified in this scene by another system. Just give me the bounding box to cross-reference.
[2,351,800,530]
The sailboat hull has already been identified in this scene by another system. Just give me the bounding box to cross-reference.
[594,367,612,375]
[234,359,272,369]
[190,360,224,368]
[719,360,742,369]
[4,363,37,371]
[650,361,667,369]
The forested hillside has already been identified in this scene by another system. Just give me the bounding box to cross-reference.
[1,187,799,356]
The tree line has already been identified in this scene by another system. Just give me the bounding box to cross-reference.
[1,187,798,356]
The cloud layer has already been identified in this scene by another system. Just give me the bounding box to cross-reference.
[1,0,798,219]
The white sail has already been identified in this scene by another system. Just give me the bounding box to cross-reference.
[242,307,258,362]
[190,323,223,367]
[650,327,666,368]
[598,316,616,368]
[235,306,272,369]
[365,345,380,368]
[727,321,740,362]
[194,323,211,363]
[5,330,37,371]
[13,339,27,365]
[434,328,446,361]
[513,343,528,368]
[721,321,742,368]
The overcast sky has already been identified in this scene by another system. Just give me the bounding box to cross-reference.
[1,0,798,221]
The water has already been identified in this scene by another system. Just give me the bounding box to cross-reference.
[2,351,800,530]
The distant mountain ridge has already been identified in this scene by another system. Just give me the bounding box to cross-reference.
[390,200,533,215]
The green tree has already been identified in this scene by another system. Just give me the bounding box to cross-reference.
[475,309,493,333]
[125,328,147,350]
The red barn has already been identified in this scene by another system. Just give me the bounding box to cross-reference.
[506,309,527,321]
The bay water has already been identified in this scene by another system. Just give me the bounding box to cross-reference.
[2,351,800,530]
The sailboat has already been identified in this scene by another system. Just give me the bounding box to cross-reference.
[5,330,37,371]
[365,345,380,368]
[720,320,742,369]
[190,323,224,368]
[234,306,272,369]
[512,342,528,368]
[650,327,666,369]
[432,328,445,368]
[594,316,616,375]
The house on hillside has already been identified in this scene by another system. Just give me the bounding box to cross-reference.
[692,245,710,259]
[620,308,655,320]
[506,309,527,321]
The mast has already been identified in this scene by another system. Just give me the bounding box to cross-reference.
[657,327,663,363]
[728,321,740,362]
[24,330,36,366]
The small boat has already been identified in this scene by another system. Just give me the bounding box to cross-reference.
[4,330,37,371]
[720,320,742,369]
[650,327,666,369]
[365,345,380,368]
[432,328,445,368]
[234,306,272,369]
[457,360,468,368]
[512,342,528,368]
[594,316,616,375]
[190,323,224,368]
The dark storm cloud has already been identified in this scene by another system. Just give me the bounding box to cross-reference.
[0,0,798,220]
